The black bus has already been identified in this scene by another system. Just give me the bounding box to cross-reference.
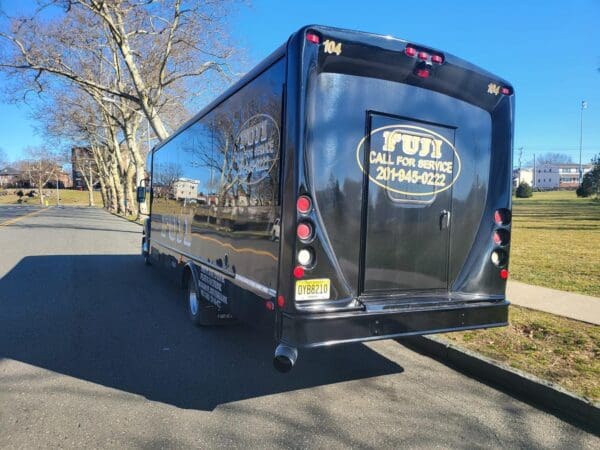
[140,25,514,372]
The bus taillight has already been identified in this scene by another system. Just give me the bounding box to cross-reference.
[493,229,510,246]
[297,195,312,214]
[494,208,511,225]
[500,269,509,280]
[297,222,313,240]
[297,248,314,266]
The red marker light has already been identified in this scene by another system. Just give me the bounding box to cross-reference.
[296,196,312,214]
[501,87,511,95]
[293,266,305,279]
[494,209,512,225]
[277,295,285,308]
[405,46,417,57]
[493,231,502,245]
[500,269,509,280]
[431,54,443,64]
[297,223,312,240]
[306,32,320,44]
[418,51,428,60]
[415,69,430,78]
[265,300,275,311]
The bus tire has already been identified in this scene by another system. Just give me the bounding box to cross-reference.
[186,276,219,326]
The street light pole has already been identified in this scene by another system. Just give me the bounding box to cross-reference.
[56,173,60,207]
[579,100,587,184]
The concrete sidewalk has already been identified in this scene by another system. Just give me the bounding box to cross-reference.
[507,281,600,325]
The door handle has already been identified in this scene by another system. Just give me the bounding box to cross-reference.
[440,210,451,230]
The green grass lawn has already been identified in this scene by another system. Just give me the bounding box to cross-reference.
[443,306,600,401]
[0,189,103,207]
[443,190,600,402]
[510,190,600,297]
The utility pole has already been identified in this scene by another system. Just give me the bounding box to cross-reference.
[518,147,523,185]
[579,100,587,184]
[533,153,536,189]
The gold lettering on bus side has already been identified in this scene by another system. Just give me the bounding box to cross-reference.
[431,139,443,159]
[401,134,421,155]
[382,130,401,152]
[356,124,462,197]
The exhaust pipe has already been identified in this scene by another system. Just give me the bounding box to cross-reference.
[273,344,298,373]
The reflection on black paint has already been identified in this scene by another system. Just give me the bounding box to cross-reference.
[151,59,285,288]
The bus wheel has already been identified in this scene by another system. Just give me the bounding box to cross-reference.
[187,277,218,326]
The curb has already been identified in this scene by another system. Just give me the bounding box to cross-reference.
[399,335,600,435]
[106,209,144,227]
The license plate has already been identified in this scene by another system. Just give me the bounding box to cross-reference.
[295,279,330,301]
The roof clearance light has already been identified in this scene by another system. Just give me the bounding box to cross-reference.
[431,54,443,64]
[277,295,285,308]
[418,51,428,60]
[405,46,417,57]
[297,196,312,214]
[415,68,430,78]
[297,223,313,240]
[500,269,509,280]
[501,87,511,95]
[306,32,320,44]
[293,266,305,279]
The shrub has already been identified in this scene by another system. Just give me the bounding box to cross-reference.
[16,190,24,198]
[576,177,593,197]
[516,182,533,198]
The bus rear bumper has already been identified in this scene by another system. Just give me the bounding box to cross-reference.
[279,300,509,348]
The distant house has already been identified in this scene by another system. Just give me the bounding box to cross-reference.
[512,168,533,188]
[172,178,200,201]
[0,166,23,188]
[535,163,593,189]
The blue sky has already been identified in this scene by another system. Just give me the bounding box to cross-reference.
[1,0,598,167]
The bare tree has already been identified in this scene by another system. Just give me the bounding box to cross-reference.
[536,152,573,165]
[0,147,7,167]
[72,147,98,206]
[21,147,62,204]
[0,0,240,218]
[0,0,238,140]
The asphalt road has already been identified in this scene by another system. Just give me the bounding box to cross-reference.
[0,204,43,224]
[0,207,597,449]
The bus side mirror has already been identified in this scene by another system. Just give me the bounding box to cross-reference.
[136,186,146,203]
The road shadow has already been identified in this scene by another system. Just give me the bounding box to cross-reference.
[0,254,402,411]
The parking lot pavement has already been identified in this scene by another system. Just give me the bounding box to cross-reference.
[0,207,598,448]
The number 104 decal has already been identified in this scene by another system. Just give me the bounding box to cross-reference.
[323,39,342,55]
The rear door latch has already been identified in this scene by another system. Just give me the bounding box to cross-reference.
[440,210,451,230]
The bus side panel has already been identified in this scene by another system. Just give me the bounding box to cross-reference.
[149,58,286,324]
